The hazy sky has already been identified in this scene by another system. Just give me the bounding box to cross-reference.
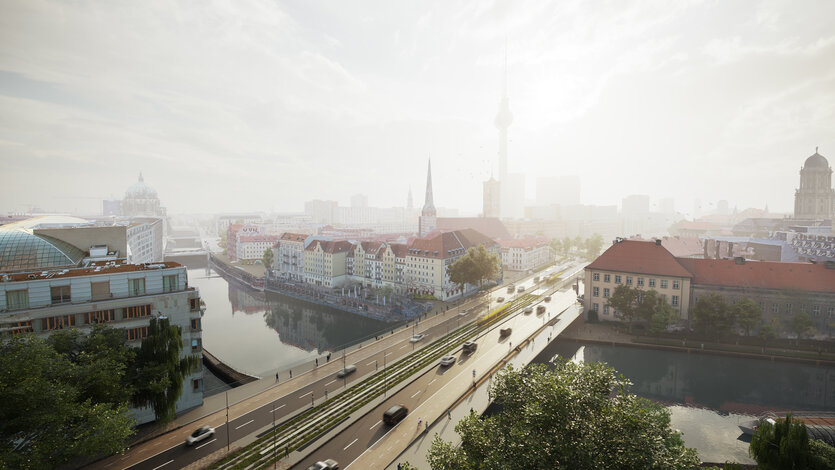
[1,0,833,216]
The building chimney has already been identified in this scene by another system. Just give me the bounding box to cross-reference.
[734,257,745,265]
[655,239,662,246]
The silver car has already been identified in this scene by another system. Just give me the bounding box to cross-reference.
[307,459,339,470]
[439,355,456,367]
[410,334,425,343]
[185,426,215,446]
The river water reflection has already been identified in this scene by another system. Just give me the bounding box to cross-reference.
[191,268,401,378]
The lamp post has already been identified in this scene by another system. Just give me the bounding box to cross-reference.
[225,391,230,451]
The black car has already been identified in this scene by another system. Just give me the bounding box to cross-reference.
[383,405,408,425]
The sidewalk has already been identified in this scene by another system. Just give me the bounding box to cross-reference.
[345,303,582,470]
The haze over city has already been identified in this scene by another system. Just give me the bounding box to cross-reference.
[2,0,834,215]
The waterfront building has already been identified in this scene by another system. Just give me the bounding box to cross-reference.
[237,233,282,262]
[584,239,835,335]
[121,173,166,218]
[275,232,309,281]
[303,240,352,288]
[794,148,835,219]
[499,236,551,272]
[419,160,438,237]
[215,213,262,237]
[347,241,408,292]
[0,227,204,425]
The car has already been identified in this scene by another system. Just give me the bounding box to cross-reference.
[185,426,215,446]
[499,327,512,337]
[536,305,546,314]
[336,364,357,378]
[462,341,477,354]
[518,286,525,292]
[523,306,533,314]
[459,310,468,317]
[507,285,515,293]
[533,276,540,283]
[306,459,339,470]
[544,296,552,302]
[439,355,457,367]
[496,297,505,302]
[383,404,408,425]
[410,334,425,343]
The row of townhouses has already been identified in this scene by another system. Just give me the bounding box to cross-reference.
[584,239,835,335]
[0,221,204,425]
[272,229,501,301]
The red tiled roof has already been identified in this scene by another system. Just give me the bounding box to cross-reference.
[306,240,352,254]
[280,232,309,242]
[677,258,835,293]
[239,234,282,243]
[586,240,692,278]
[659,236,703,258]
[390,243,408,258]
[408,229,498,259]
[437,217,511,240]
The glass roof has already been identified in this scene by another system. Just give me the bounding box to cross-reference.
[0,229,85,272]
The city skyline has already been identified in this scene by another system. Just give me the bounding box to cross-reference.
[1,1,834,216]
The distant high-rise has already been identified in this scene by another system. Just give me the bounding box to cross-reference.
[492,45,524,219]
[407,186,414,210]
[350,193,368,208]
[419,160,437,237]
[794,148,835,219]
[483,177,500,218]
[536,176,581,206]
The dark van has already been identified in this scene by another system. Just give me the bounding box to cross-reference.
[383,405,408,425]
[462,341,477,354]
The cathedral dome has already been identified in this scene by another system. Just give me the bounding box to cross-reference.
[804,151,829,169]
[125,173,158,199]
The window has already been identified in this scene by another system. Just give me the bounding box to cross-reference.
[9,321,33,335]
[50,285,71,304]
[603,305,610,315]
[672,280,680,290]
[593,272,600,281]
[592,303,599,312]
[626,276,632,286]
[5,289,29,310]
[593,287,599,297]
[191,338,202,352]
[163,275,178,292]
[42,314,76,330]
[128,278,146,296]
[813,305,820,317]
[126,326,149,341]
[86,309,114,324]
[785,303,793,315]
[124,304,152,319]
[828,307,834,318]
[190,298,201,311]
[637,278,644,287]
[648,279,656,288]
[660,280,668,289]
[90,281,110,300]
[672,295,679,307]
[192,378,203,392]
[603,288,610,298]
[614,275,622,284]
[191,318,201,331]
[772,303,778,314]
[603,274,611,283]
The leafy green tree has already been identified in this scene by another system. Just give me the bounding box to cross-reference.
[791,311,814,340]
[607,284,639,330]
[470,244,500,284]
[733,298,762,337]
[809,439,835,469]
[691,293,731,338]
[649,301,676,335]
[584,233,604,260]
[749,414,814,470]
[448,245,500,291]
[131,317,200,425]
[263,247,274,268]
[561,236,572,256]
[449,254,478,292]
[427,362,699,469]
[0,335,134,469]
[759,323,777,340]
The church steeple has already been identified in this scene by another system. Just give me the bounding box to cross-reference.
[422,159,436,216]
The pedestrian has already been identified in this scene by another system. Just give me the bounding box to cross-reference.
[275,372,279,382]
[448,409,451,419]
[425,421,428,432]
[315,358,318,367]
[417,417,422,427]
[289,370,292,378]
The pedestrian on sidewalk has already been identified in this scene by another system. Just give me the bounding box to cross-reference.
[425,421,428,432]
[315,358,318,367]
[275,372,279,382]
[417,417,422,427]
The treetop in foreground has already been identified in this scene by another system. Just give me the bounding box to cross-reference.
[425,361,700,470]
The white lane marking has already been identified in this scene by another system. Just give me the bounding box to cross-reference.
[325,379,337,387]
[399,344,407,350]
[384,352,391,357]
[428,378,437,385]
[272,404,285,412]
[344,438,358,451]
[369,420,382,430]
[410,390,421,398]
[235,419,254,430]
[298,391,312,399]
[152,460,173,470]
[196,438,216,450]
[366,360,376,366]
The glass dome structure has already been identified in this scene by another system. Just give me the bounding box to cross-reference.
[0,229,85,272]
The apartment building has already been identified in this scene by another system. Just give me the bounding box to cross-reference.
[303,240,352,288]
[275,232,309,281]
[499,236,552,272]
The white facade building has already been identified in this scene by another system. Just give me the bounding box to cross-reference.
[500,236,552,271]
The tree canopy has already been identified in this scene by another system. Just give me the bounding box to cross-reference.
[606,284,640,328]
[448,245,500,291]
[263,247,274,268]
[732,298,762,337]
[691,294,732,338]
[426,361,699,470]
[749,413,834,470]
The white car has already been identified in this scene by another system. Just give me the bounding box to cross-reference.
[185,426,215,446]
[459,311,468,317]
[439,355,457,367]
[410,334,425,343]
[307,459,339,470]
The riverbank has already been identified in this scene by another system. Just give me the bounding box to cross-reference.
[560,321,835,367]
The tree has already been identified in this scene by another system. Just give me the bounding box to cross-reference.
[427,362,699,469]
[0,335,135,469]
[691,294,731,338]
[791,311,814,340]
[131,317,200,425]
[448,255,478,293]
[759,323,777,340]
[749,414,814,470]
[263,247,274,269]
[649,300,676,335]
[584,233,604,260]
[732,298,762,337]
[448,245,500,292]
[607,285,640,330]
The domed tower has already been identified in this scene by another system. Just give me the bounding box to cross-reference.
[794,148,835,219]
[122,172,165,217]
